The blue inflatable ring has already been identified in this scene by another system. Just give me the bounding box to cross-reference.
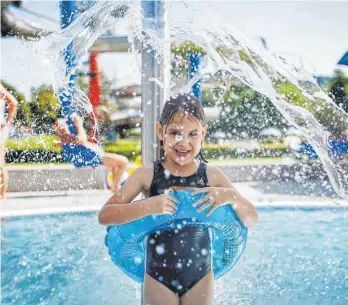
[105,189,248,283]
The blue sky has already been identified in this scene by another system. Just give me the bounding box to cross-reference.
[1,1,348,98]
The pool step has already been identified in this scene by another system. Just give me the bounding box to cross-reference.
[5,162,332,192]
[7,165,108,192]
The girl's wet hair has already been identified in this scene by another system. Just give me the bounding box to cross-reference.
[159,93,208,162]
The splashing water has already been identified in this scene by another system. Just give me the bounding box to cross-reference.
[36,1,348,198]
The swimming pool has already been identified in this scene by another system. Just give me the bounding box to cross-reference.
[2,208,348,305]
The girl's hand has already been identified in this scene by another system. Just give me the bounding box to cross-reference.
[151,194,180,216]
[192,187,236,217]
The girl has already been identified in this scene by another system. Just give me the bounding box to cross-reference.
[99,94,258,305]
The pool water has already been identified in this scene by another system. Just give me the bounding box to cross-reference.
[2,208,348,305]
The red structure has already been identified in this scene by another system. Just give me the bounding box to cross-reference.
[89,52,101,108]
[88,52,101,143]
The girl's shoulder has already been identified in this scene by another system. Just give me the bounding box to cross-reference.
[206,165,232,187]
[132,162,154,175]
[129,162,155,190]
[141,162,155,171]
[206,164,225,177]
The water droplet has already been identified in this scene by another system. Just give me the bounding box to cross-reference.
[134,257,142,264]
[155,244,165,255]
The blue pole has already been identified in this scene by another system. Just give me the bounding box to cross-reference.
[189,53,202,102]
[59,1,78,131]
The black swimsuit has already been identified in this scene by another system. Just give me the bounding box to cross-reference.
[146,160,212,297]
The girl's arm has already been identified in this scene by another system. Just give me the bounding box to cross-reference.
[98,165,153,225]
[71,115,88,143]
[199,166,258,228]
[55,115,88,146]
[99,165,177,226]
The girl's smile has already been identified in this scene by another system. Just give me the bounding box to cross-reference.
[174,149,191,158]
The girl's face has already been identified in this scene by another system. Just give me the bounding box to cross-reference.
[156,113,207,166]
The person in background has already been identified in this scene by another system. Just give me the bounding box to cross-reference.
[55,113,129,192]
[0,83,18,199]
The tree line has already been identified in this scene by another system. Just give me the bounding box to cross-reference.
[1,69,348,138]
[1,81,60,134]
[208,69,348,139]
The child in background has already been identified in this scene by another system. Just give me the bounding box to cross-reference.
[0,84,18,199]
[99,94,258,305]
[55,113,129,192]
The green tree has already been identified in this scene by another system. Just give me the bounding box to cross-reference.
[277,78,348,136]
[30,85,60,134]
[209,83,288,140]
[328,70,348,113]
[0,80,32,126]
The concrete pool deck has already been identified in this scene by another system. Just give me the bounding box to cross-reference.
[1,181,347,218]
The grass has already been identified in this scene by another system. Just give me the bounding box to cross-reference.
[6,135,60,152]
[6,135,324,167]
[4,135,295,167]
[6,136,289,151]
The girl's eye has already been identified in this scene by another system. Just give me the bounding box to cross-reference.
[170,131,179,136]
[190,132,198,137]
